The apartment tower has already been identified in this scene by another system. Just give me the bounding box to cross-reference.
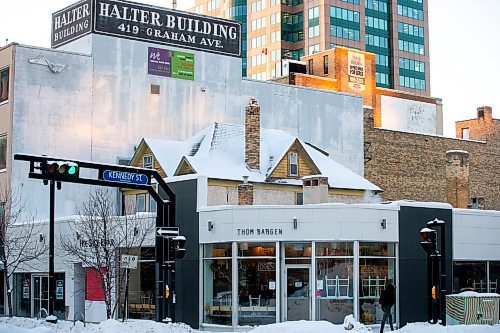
[189,0,430,96]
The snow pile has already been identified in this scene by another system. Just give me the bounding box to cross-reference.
[399,322,500,332]
[248,318,373,333]
[0,317,193,333]
[1,316,500,333]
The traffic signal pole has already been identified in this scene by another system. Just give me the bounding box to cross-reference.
[48,180,56,319]
[427,218,446,325]
[14,153,179,323]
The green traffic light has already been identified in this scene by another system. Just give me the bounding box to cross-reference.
[68,165,77,175]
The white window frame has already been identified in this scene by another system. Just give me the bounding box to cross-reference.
[136,194,146,213]
[288,152,298,176]
[143,155,153,169]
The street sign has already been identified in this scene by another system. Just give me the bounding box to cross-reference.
[102,170,149,185]
[157,227,179,237]
[121,255,139,269]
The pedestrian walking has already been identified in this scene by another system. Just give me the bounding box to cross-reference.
[379,283,395,332]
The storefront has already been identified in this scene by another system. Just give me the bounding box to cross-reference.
[201,241,396,328]
[12,272,66,319]
[199,204,399,330]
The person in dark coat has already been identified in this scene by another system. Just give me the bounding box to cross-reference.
[379,283,395,332]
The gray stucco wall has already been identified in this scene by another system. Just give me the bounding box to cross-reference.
[11,34,364,219]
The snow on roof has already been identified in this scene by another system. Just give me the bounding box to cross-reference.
[143,122,381,192]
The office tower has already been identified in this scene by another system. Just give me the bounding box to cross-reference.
[189,0,430,96]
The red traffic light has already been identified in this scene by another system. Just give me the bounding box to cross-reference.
[420,227,436,242]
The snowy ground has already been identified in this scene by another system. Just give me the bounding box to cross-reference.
[0,316,499,333]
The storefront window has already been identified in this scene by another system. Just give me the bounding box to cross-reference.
[316,245,354,324]
[238,242,276,326]
[284,242,312,265]
[359,242,396,325]
[489,262,500,293]
[13,273,31,317]
[452,261,487,293]
[203,243,232,325]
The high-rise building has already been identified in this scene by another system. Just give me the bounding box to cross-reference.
[188,0,430,96]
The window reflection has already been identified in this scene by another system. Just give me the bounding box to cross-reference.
[359,242,396,326]
[204,258,232,325]
[316,258,354,323]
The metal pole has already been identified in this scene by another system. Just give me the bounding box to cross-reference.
[48,180,55,316]
[155,201,164,322]
[439,224,446,325]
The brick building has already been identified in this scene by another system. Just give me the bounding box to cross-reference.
[364,106,500,210]
[279,47,500,210]
[275,47,443,135]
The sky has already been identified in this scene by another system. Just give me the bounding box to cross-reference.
[1,0,499,137]
[1,315,500,333]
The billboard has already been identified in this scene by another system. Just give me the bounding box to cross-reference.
[148,47,195,80]
[52,0,242,57]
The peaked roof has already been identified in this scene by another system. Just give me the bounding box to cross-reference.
[142,123,382,192]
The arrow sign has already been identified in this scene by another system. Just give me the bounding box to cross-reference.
[157,227,179,237]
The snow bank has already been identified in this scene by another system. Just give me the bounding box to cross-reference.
[0,317,193,333]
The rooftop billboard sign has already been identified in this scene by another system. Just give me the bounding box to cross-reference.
[52,0,242,57]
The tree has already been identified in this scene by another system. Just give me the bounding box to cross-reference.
[59,187,154,319]
[0,186,48,316]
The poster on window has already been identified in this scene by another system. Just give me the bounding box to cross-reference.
[148,47,194,81]
[348,51,365,92]
[22,279,30,299]
[56,280,64,300]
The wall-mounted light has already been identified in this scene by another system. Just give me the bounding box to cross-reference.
[201,87,206,92]
[208,220,214,231]
[381,218,387,230]
[39,234,45,242]
[293,216,298,229]
[134,227,139,236]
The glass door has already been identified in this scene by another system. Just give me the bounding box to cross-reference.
[32,275,49,318]
[286,266,311,321]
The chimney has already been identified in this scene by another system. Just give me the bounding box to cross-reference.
[446,150,470,208]
[238,176,254,205]
[245,98,260,171]
[477,106,492,121]
[302,175,329,204]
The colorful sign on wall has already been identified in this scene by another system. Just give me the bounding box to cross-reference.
[148,47,194,81]
[348,51,365,92]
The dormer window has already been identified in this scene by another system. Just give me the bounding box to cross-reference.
[143,155,153,169]
[289,152,298,176]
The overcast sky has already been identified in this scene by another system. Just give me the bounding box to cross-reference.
[1,0,499,137]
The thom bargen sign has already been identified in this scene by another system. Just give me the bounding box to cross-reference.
[51,0,242,57]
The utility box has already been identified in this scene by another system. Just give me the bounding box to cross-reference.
[446,292,500,325]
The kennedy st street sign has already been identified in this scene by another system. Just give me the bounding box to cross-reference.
[102,170,149,185]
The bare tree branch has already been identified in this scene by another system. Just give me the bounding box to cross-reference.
[0,185,48,316]
[59,188,154,319]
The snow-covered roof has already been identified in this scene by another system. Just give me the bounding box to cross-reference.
[143,122,381,192]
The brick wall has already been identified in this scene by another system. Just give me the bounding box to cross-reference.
[364,108,500,210]
[456,106,500,142]
[245,98,260,170]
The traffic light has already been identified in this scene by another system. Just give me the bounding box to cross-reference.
[169,236,187,260]
[431,286,437,300]
[420,227,438,255]
[41,161,79,179]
